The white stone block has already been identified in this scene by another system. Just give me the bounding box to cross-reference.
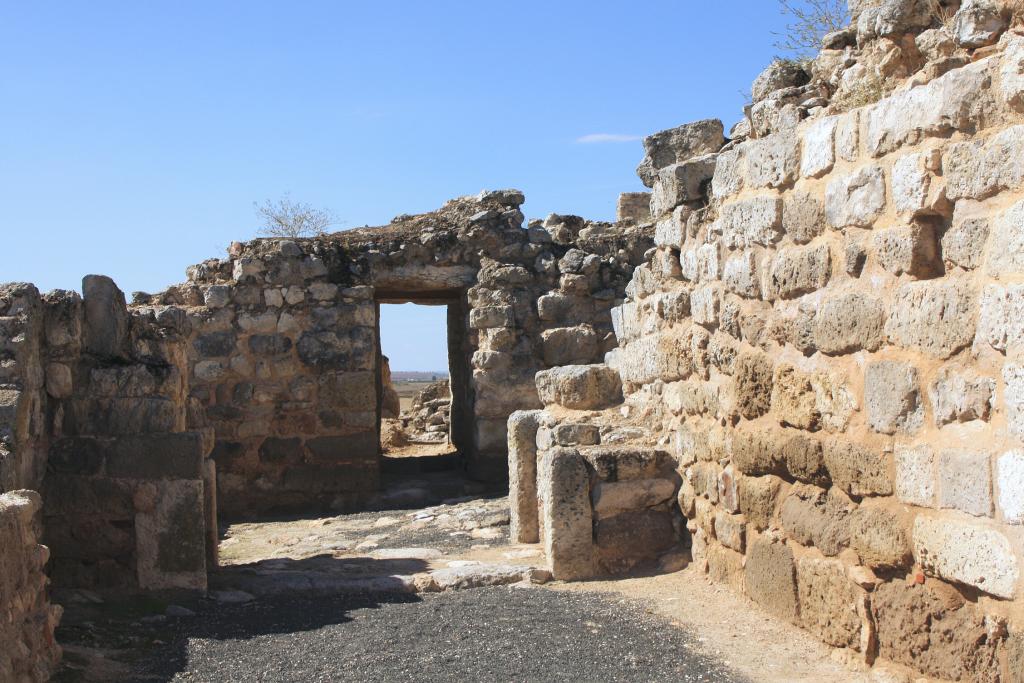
[826,165,886,228]
[912,515,1019,599]
[895,444,935,507]
[1005,362,1024,442]
[800,116,837,178]
[997,450,1024,525]
[938,449,993,518]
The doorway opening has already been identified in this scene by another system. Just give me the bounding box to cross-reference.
[378,301,454,459]
[375,293,472,473]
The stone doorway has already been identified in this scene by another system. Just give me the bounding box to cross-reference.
[374,291,473,480]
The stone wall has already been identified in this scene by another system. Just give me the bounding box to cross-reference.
[131,191,651,517]
[0,490,61,682]
[0,284,48,494]
[524,3,1024,679]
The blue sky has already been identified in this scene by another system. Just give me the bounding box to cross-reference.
[1,1,795,370]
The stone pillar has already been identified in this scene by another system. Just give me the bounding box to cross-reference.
[539,447,595,580]
[508,409,543,543]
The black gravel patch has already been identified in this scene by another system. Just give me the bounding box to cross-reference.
[114,587,748,682]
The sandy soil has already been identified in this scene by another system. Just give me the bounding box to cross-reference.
[556,569,872,683]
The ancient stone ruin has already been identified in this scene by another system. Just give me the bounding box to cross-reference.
[5,1,1024,680]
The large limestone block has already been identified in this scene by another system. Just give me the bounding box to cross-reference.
[1005,362,1024,441]
[865,59,994,157]
[986,197,1024,277]
[872,580,1005,681]
[616,191,652,224]
[733,351,774,419]
[651,155,717,215]
[997,449,1024,524]
[715,195,784,248]
[826,165,886,228]
[591,478,675,519]
[540,325,599,366]
[711,147,744,199]
[865,360,923,435]
[746,132,800,189]
[824,438,893,496]
[928,366,994,426]
[763,244,831,301]
[82,274,129,358]
[745,536,799,622]
[796,557,863,648]
[813,292,885,355]
[636,119,725,187]
[539,448,595,580]
[873,222,941,278]
[782,192,825,245]
[738,474,783,530]
[1001,33,1024,111]
[508,410,543,544]
[976,283,1024,352]
[942,202,989,270]
[723,250,760,298]
[895,444,936,507]
[535,364,622,410]
[135,479,207,591]
[912,515,1020,599]
[885,279,977,359]
[952,0,1008,48]
[856,0,932,41]
[891,150,944,216]
[800,116,837,178]
[945,125,1024,201]
[781,483,855,555]
[938,448,993,517]
[849,506,912,570]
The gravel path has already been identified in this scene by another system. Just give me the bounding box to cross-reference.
[126,587,748,683]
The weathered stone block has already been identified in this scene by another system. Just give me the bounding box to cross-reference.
[986,196,1024,277]
[469,305,513,329]
[731,428,786,477]
[135,480,206,591]
[738,474,782,530]
[938,448,993,517]
[1004,362,1024,441]
[976,284,1024,353]
[947,124,1024,201]
[942,203,989,271]
[651,155,717,215]
[715,195,783,248]
[824,438,893,496]
[713,511,746,553]
[929,366,994,425]
[733,351,773,420]
[913,515,1019,599]
[616,192,652,224]
[763,244,831,300]
[782,192,825,245]
[873,581,1004,681]
[771,364,818,430]
[781,483,854,556]
[849,506,912,570]
[690,285,721,327]
[745,537,798,622]
[996,449,1024,527]
[539,448,595,580]
[873,222,940,278]
[508,410,542,544]
[82,274,129,358]
[541,325,598,366]
[637,119,725,187]
[746,132,799,190]
[535,364,622,410]
[895,444,935,507]
[865,60,993,157]
[595,509,678,574]
[885,280,976,359]
[826,165,886,228]
[801,116,837,178]
[711,147,743,199]
[813,292,885,355]
[591,478,675,520]
[865,360,922,435]
[797,557,862,648]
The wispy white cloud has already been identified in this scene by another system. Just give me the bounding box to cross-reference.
[575,133,642,144]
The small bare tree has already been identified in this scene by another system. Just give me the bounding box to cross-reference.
[254,195,335,238]
[774,0,851,59]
